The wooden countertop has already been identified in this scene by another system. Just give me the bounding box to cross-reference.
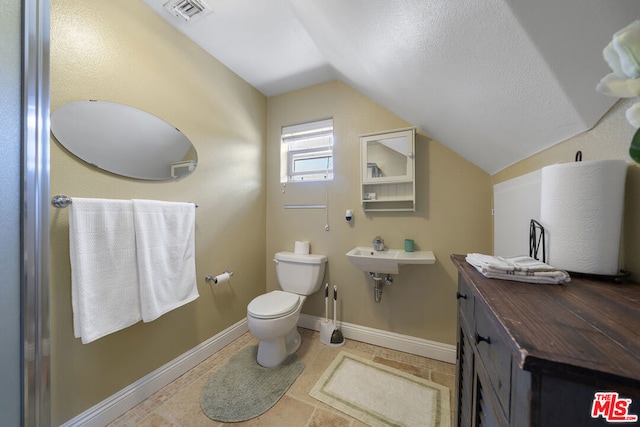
[451,254,640,387]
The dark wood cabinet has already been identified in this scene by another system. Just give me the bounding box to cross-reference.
[452,254,640,427]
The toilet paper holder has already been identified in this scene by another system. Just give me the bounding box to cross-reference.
[205,270,234,284]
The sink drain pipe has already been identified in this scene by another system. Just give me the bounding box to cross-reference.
[369,272,393,302]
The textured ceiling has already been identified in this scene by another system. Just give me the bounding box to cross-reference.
[140,0,640,174]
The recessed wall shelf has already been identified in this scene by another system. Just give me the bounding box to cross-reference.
[360,127,415,212]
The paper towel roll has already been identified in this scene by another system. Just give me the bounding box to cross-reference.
[540,159,627,275]
[294,240,310,255]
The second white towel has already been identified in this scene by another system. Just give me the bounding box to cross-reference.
[133,199,199,322]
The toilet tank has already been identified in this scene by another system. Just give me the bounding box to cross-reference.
[274,251,327,295]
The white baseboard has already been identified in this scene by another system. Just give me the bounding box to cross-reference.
[298,314,456,364]
[60,319,249,427]
[62,315,455,426]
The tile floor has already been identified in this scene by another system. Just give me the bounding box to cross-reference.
[108,328,456,426]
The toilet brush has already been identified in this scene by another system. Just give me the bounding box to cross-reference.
[325,283,329,322]
[320,284,333,345]
[331,285,345,344]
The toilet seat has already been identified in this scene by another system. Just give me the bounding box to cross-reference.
[248,291,301,319]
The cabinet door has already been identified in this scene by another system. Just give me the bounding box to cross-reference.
[474,359,508,427]
[456,325,474,427]
[474,303,512,418]
[361,128,414,183]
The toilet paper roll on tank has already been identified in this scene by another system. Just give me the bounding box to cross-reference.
[540,159,627,276]
[294,240,310,255]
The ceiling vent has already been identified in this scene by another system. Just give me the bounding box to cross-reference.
[163,0,213,24]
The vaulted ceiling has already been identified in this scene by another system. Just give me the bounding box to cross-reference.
[140,0,640,174]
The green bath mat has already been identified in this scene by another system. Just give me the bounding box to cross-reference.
[200,345,304,422]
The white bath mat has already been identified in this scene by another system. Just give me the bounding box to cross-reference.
[310,351,450,427]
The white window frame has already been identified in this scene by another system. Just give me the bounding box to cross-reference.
[280,118,334,183]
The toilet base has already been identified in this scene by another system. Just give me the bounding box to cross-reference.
[256,327,302,368]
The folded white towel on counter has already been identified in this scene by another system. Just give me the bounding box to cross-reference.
[466,253,557,272]
[133,199,199,322]
[466,253,570,284]
[69,198,142,344]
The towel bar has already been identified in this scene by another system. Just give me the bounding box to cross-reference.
[51,195,198,208]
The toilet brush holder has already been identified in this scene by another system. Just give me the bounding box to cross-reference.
[320,320,345,347]
[320,319,333,345]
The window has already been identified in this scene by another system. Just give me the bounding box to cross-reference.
[280,118,333,183]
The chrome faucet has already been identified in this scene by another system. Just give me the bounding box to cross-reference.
[372,236,385,251]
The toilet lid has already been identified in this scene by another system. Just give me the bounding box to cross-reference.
[248,291,301,319]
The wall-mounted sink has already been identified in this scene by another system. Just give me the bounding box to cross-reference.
[346,246,436,274]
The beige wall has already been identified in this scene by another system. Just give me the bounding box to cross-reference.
[266,81,492,345]
[50,1,266,424]
[493,98,640,281]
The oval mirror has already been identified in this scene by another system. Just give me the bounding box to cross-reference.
[51,100,197,180]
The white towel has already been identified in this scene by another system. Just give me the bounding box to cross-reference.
[466,253,557,272]
[68,198,142,344]
[133,199,199,322]
[466,253,571,284]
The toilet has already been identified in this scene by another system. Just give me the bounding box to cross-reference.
[247,251,327,368]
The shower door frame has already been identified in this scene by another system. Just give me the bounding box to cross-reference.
[22,0,51,426]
